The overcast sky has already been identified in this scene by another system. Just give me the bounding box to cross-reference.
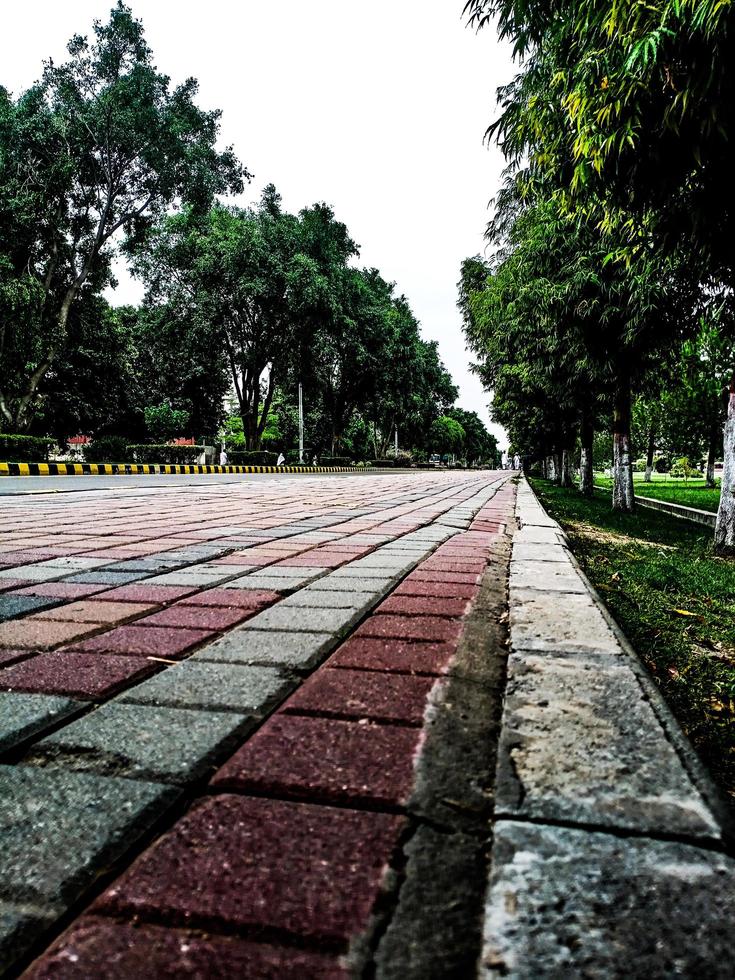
[1,0,514,447]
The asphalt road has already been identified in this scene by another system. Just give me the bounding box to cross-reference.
[0,470,382,496]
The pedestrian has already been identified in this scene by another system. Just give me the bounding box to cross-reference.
[277,452,285,466]
[219,446,228,467]
[513,453,521,470]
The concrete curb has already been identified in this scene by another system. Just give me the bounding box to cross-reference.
[593,483,717,527]
[480,477,735,978]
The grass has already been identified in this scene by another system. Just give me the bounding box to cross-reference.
[594,473,722,512]
[529,478,735,807]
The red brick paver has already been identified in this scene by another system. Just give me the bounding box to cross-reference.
[93,795,404,944]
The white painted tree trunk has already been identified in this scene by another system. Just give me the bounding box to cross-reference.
[714,386,735,552]
[560,449,572,487]
[547,455,556,481]
[579,447,593,496]
[612,381,635,512]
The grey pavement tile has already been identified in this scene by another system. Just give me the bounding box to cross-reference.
[0,693,85,754]
[35,557,113,571]
[222,569,328,590]
[61,571,144,585]
[26,703,254,786]
[0,595,63,622]
[0,765,179,972]
[0,900,57,976]
[240,603,367,634]
[286,589,379,608]
[118,661,293,713]
[192,629,334,671]
[482,821,735,979]
[509,588,620,655]
[141,569,249,587]
[0,566,71,583]
[495,651,721,839]
[307,576,397,593]
[328,565,403,580]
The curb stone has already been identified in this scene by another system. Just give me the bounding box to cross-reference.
[481,478,735,978]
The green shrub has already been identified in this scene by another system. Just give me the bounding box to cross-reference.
[654,456,670,473]
[229,450,278,466]
[633,457,648,473]
[0,434,55,462]
[82,436,130,463]
[371,458,395,467]
[126,444,204,464]
[670,456,702,480]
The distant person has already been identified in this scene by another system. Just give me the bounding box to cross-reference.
[219,447,228,467]
[513,453,521,470]
[277,452,285,466]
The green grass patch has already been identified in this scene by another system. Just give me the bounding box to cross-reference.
[593,474,721,512]
[530,477,735,807]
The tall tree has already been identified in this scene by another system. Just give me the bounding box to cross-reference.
[136,190,356,449]
[0,2,243,431]
[464,0,735,543]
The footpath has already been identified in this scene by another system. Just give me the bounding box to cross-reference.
[0,472,732,978]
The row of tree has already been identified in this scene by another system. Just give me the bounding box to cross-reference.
[0,3,498,464]
[459,0,735,550]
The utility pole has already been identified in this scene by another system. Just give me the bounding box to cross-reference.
[298,382,304,464]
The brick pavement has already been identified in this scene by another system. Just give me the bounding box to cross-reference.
[0,470,516,977]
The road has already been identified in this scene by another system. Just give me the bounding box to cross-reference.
[0,469,516,977]
[0,468,383,495]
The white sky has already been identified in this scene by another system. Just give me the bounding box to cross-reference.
[1,0,513,447]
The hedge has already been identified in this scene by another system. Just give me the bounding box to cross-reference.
[319,456,351,466]
[127,444,205,464]
[0,434,55,462]
[82,436,130,463]
[229,450,278,466]
[371,458,395,467]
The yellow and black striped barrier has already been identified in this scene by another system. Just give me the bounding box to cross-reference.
[0,462,359,477]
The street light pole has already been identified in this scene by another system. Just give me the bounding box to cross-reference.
[394,424,398,458]
[298,382,304,464]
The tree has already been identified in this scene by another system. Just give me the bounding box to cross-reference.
[464,0,735,543]
[0,2,243,431]
[430,416,465,458]
[31,297,143,442]
[447,407,498,465]
[136,190,355,450]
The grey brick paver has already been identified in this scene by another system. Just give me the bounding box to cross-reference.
[118,661,293,713]
[0,765,179,973]
[0,692,84,753]
[192,629,334,670]
[26,703,255,785]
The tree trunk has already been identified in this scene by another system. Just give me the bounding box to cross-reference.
[706,417,719,488]
[560,449,572,487]
[579,416,594,497]
[547,455,556,481]
[714,379,735,552]
[644,425,655,483]
[612,377,635,512]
